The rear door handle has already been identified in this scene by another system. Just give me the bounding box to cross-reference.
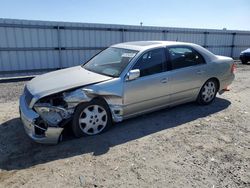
[197,70,205,74]
[161,78,168,83]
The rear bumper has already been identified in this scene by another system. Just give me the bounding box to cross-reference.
[19,94,63,144]
[219,74,235,94]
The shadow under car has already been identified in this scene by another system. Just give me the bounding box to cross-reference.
[0,97,231,170]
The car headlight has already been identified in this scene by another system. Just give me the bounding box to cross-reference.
[34,104,68,125]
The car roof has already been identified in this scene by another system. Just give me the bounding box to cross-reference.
[112,41,217,62]
[242,48,250,53]
[112,41,196,51]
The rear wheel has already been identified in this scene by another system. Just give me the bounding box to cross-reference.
[72,99,112,137]
[240,57,248,64]
[197,79,218,105]
[241,60,248,64]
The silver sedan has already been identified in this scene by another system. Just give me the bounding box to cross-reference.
[19,41,235,144]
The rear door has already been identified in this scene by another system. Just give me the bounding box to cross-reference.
[166,46,207,104]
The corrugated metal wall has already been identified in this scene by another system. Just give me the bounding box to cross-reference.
[0,18,250,77]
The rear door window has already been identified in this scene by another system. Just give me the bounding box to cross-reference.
[167,46,205,70]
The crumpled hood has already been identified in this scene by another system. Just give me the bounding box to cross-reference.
[26,66,112,98]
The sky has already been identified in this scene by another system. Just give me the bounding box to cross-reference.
[0,0,250,31]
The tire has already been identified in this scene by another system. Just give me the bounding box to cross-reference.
[240,57,248,64]
[241,60,248,64]
[72,99,112,138]
[197,79,218,105]
[58,133,63,143]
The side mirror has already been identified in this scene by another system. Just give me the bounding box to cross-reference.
[126,69,140,81]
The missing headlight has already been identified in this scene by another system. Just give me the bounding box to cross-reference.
[34,103,71,126]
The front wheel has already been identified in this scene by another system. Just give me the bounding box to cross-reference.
[197,79,218,105]
[72,99,112,137]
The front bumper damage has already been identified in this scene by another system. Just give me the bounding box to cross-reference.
[19,87,124,144]
[19,94,63,144]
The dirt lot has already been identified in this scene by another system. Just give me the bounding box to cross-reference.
[0,62,249,188]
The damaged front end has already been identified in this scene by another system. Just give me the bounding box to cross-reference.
[19,93,65,144]
[20,83,124,144]
[19,88,89,144]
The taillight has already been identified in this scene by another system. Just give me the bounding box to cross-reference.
[231,63,236,74]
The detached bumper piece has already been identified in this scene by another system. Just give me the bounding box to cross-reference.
[219,86,230,95]
[19,94,63,144]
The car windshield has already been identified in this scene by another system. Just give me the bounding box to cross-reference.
[83,47,138,77]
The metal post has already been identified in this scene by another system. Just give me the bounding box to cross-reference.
[162,30,168,41]
[231,33,236,58]
[57,26,63,68]
[203,32,209,48]
[120,28,125,42]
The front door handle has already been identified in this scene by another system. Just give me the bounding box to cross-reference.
[161,78,168,83]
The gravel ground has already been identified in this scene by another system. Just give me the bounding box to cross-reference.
[0,62,249,188]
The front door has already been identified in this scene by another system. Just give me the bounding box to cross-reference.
[123,48,171,117]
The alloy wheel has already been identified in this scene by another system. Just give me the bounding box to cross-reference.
[78,105,108,135]
[201,81,216,103]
